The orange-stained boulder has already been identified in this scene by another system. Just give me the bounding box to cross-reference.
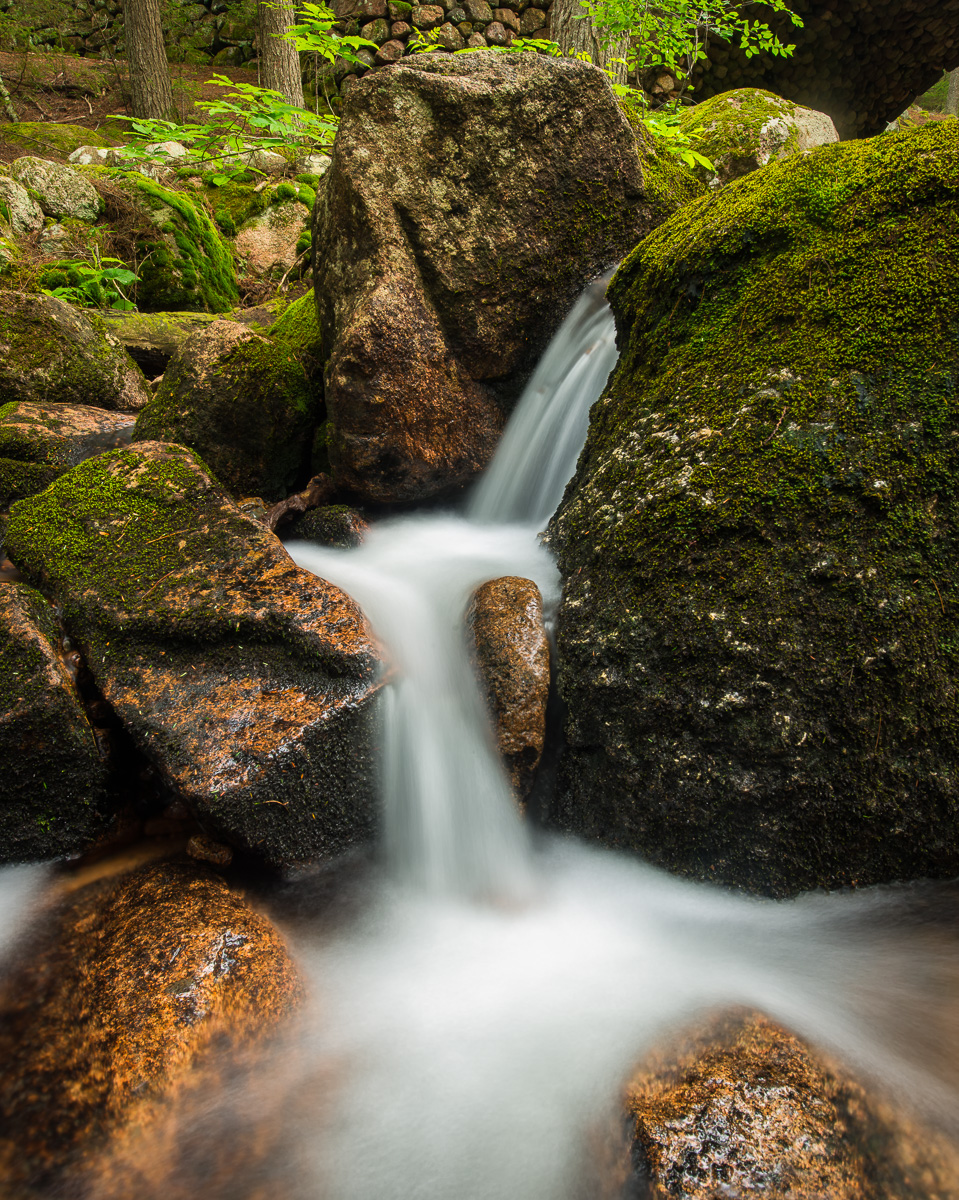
[5,441,384,868]
[467,576,549,800]
[0,857,302,1199]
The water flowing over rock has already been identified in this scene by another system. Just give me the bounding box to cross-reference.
[0,292,151,412]
[0,402,135,505]
[550,122,959,897]
[0,857,301,1197]
[467,576,550,801]
[313,51,687,505]
[4,442,382,869]
[0,583,110,862]
[677,88,839,189]
[626,1013,959,1198]
[133,320,317,502]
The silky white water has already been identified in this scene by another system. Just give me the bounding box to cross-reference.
[1,276,957,1198]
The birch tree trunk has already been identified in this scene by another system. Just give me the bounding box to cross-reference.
[125,0,174,120]
[258,0,304,108]
[549,0,628,85]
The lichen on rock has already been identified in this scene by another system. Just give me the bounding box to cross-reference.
[550,122,959,896]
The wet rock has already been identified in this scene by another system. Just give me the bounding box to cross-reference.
[266,474,336,534]
[313,51,684,505]
[5,442,383,869]
[678,88,839,188]
[287,504,369,548]
[625,1013,959,1199]
[0,582,110,863]
[234,199,312,281]
[0,857,301,1196]
[467,576,549,799]
[549,122,959,896]
[133,320,317,502]
[9,156,104,221]
[0,292,152,413]
[0,402,135,505]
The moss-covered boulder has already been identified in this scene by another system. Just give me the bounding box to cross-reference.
[0,582,111,862]
[0,173,43,236]
[314,51,689,505]
[84,169,239,313]
[99,309,222,376]
[9,156,104,222]
[678,88,839,189]
[269,287,324,381]
[4,441,382,868]
[549,122,959,897]
[0,292,152,413]
[0,401,135,507]
[133,321,317,501]
[0,122,113,160]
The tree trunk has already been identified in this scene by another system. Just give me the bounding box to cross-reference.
[258,0,304,108]
[549,0,627,86]
[124,0,174,120]
[947,67,959,117]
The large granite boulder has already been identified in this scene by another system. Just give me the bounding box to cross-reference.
[549,123,959,897]
[9,157,104,222]
[133,321,317,502]
[0,582,111,862]
[313,51,692,505]
[678,88,839,188]
[0,292,151,413]
[5,442,383,869]
[0,857,301,1196]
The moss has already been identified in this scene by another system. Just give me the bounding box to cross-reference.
[0,122,112,159]
[269,288,322,361]
[0,458,58,508]
[202,175,268,230]
[552,122,959,895]
[677,88,806,185]
[94,169,239,313]
[622,108,706,212]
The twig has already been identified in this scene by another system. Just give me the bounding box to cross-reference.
[874,716,882,753]
[763,407,788,444]
[932,579,945,614]
[277,246,311,294]
[28,95,53,120]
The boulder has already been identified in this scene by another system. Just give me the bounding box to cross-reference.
[467,576,550,799]
[5,442,383,869]
[0,292,152,413]
[313,51,687,505]
[133,320,317,502]
[0,582,110,862]
[80,168,239,313]
[0,122,112,160]
[99,310,222,376]
[0,401,135,506]
[285,504,369,548]
[9,156,104,221]
[0,857,301,1195]
[0,173,43,236]
[234,199,311,281]
[268,288,325,383]
[678,88,839,188]
[625,1013,959,1198]
[549,123,959,896]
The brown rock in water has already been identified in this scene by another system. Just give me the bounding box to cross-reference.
[0,857,302,1198]
[5,442,383,869]
[467,576,549,799]
[625,1012,959,1199]
[0,582,111,862]
[313,52,686,505]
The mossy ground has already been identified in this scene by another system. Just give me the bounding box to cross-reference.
[553,122,959,896]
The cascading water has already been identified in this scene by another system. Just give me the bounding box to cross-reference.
[1,275,958,1198]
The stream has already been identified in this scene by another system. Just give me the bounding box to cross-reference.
[2,275,959,1196]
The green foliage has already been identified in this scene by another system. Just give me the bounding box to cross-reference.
[581,0,803,85]
[283,2,378,67]
[39,253,138,311]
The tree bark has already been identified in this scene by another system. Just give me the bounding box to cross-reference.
[258,0,304,107]
[947,67,959,117]
[124,0,174,120]
[549,0,627,86]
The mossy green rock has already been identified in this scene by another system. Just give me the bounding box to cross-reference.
[269,288,324,380]
[133,320,317,502]
[87,169,239,313]
[0,401,135,507]
[5,441,382,869]
[0,123,112,160]
[0,292,152,413]
[0,582,110,862]
[677,88,839,189]
[549,123,959,897]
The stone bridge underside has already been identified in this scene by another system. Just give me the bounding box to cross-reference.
[692,0,959,138]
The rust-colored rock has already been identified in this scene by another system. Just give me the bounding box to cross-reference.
[0,582,110,862]
[0,857,302,1198]
[313,52,684,505]
[5,442,383,869]
[626,1012,959,1199]
[467,576,549,799]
